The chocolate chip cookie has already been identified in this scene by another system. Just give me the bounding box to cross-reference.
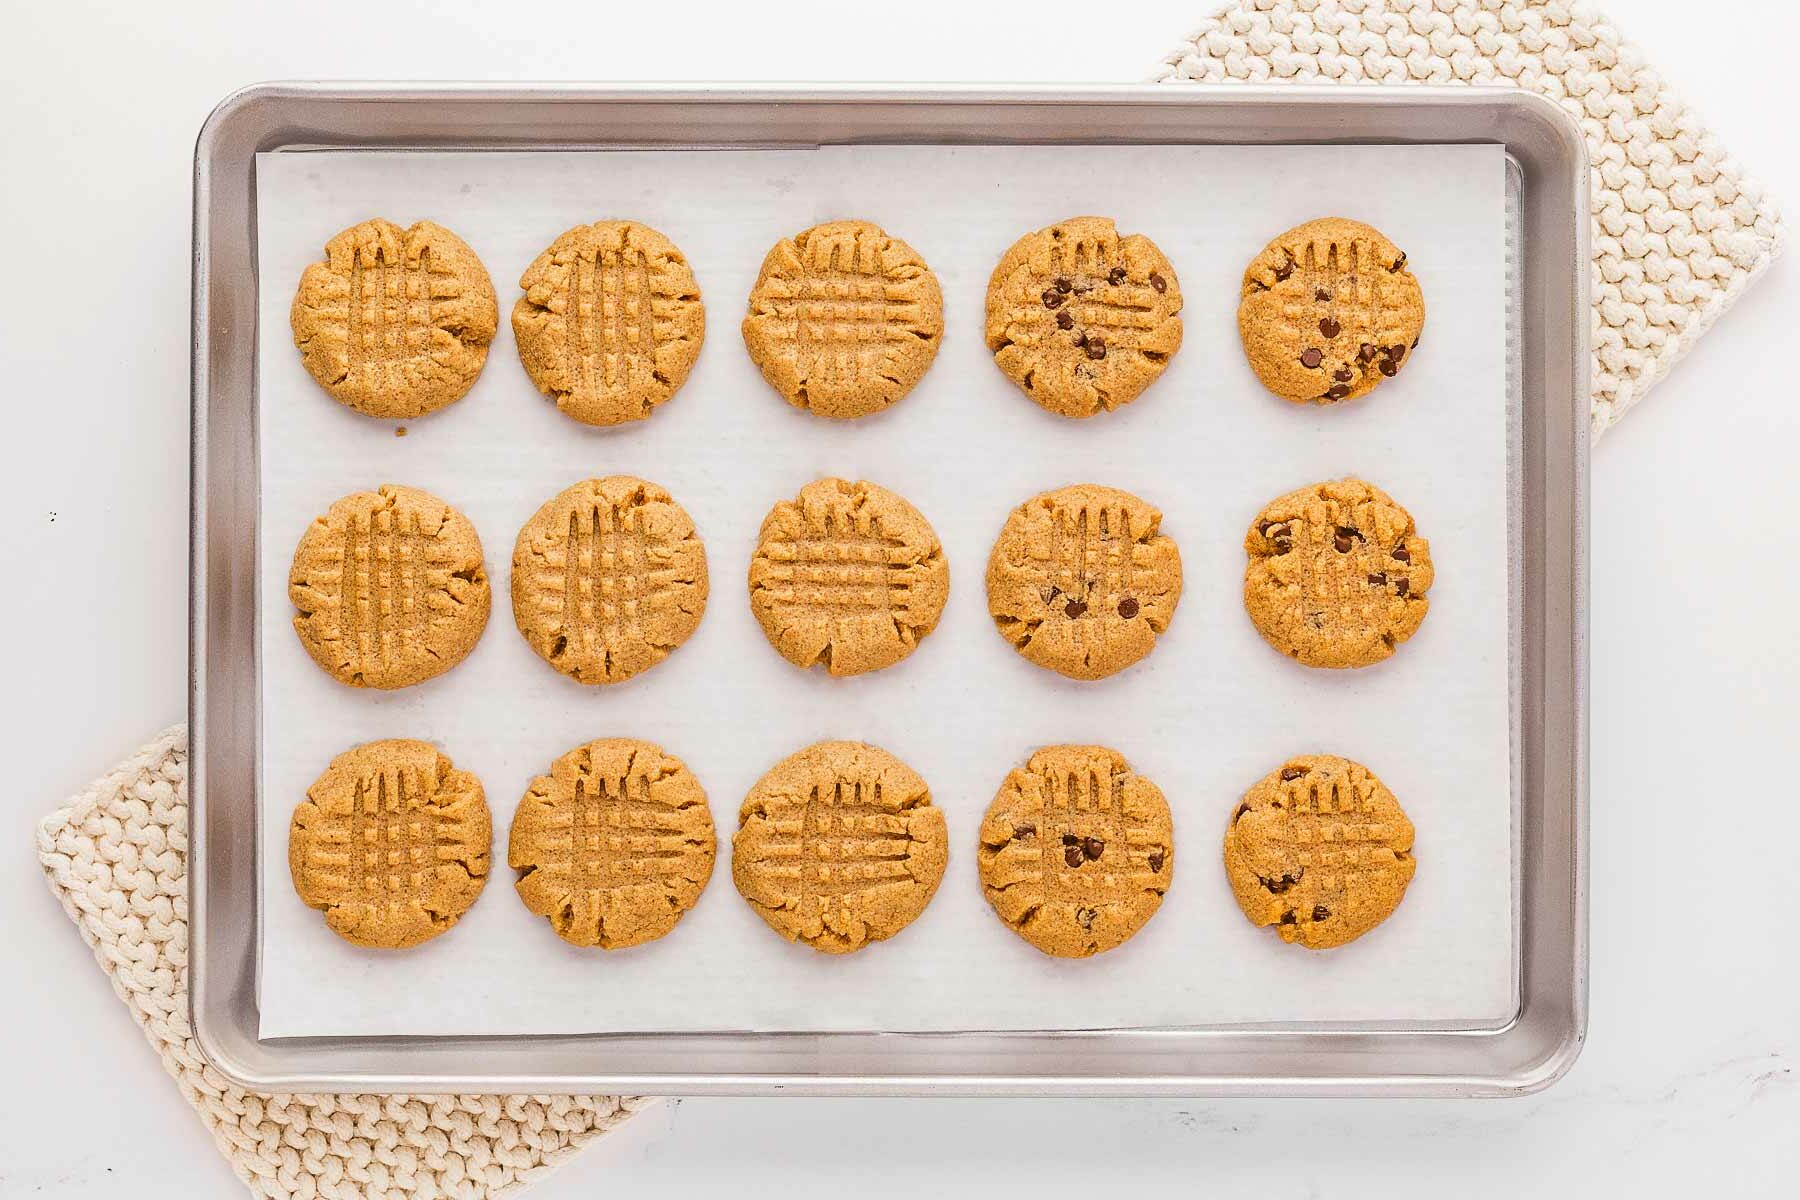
[511,476,708,685]
[289,484,491,689]
[1243,478,1432,669]
[984,216,1183,418]
[748,477,949,676]
[732,741,947,954]
[509,738,716,948]
[987,483,1183,680]
[288,739,491,949]
[977,745,1173,958]
[1224,754,1416,949]
[1236,216,1423,405]
[512,220,706,426]
[290,218,499,419]
[742,220,943,419]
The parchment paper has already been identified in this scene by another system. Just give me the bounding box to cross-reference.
[255,143,1511,1037]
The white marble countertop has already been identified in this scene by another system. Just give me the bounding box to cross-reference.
[5,0,1795,1194]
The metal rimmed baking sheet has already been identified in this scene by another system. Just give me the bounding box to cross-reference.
[191,83,1587,1096]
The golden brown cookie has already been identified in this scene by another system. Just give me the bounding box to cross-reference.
[984,216,1183,419]
[748,478,949,677]
[1243,478,1433,669]
[987,484,1183,680]
[511,476,708,685]
[732,741,947,954]
[512,220,705,426]
[977,745,1173,959]
[290,218,499,419]
[1236,217,1424,405]
[288,739,491,949]
[1224,754,1416,949]
[509,738,716,948]
[741,220,943,419]
[288,484,491,689]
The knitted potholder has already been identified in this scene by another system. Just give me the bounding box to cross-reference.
[37,726,650,1200]
[1157,0,1784,438]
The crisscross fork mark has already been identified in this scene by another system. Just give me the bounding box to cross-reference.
[1277,239,1390,358]
[347,769,427,903]
[565,245,659,398]
[560,768,691,894]
[1034,764,1157,899]
[347,242,434,377]
[337,505,431,673]
[1044,503,1132,647]
[758,779,915,899]
[779,235,914,385]
[758,508,908,615]
[560,503,661,650]
[1265,776,1403,899]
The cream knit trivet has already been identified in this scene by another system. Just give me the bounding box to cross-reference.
[1157,0,1784,438]
[37,726,649,1200]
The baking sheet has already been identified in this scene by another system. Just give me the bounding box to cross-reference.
[254,143,1511,1038]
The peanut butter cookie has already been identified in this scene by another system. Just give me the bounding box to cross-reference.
[977,745,1173,959]
[741,220,943,419]
[288,739,491,949]
[1243,478,1432,669]
[288,484,491,689]
[987,484,1183,680]
[748,478,949,677]
[1237,217,1423,405]
[290,218,498,419]
[509,738,716,948]
[984,216,1183,418]
[1224,754,1416,949]
[732,741,947,954]
[512,220,705,426]
[511,476,708,685]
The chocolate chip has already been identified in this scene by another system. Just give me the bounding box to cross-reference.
[1377,357,1398,377]
[1280,766,1307,781]
[1056,309,1074,330]
[1333,367,1353,382]
[1367,572,1387,585]
[1076,907,1097,930]
[1232,803,1251,823]
[1072,330,1087,348]
[1411,336,1420,349]
[1117,597,1139,619]
[1263,869,1303,894]
[1392,546,1411,563]
[1013,823,1036,839]
[1319,316,1341,339]
[1280,910,1297,925]
[1064,599,1088,618]
[1298,347,1323,369]
[1083,836,1104,861]
[1041,288,1064,309]
[1388,344,1406,363]
[1063,834,1080,846]
[1273,256,1294,282]
[1108,266,1127,285]
[1064,844,1085,868]
[1323,384,1350,402]
[1260,520,1293,552]
[1054,276,1072,293]
[1315,288,1331,301]
[1313,905,1331,921]
[1358,342,1378,362]
[1390,252,1407,273]
[1333,526,1359,552]
[1084,337,1106,360]
[1147,850,1165,872]
[1395,579,1410,597]
[1149,271,1167,293]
